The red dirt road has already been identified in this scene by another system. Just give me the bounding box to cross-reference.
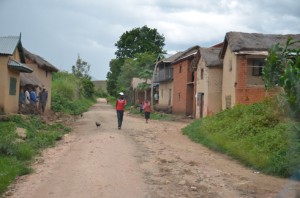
[5,98,300,198]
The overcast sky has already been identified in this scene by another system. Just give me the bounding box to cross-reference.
[1,0,299,80]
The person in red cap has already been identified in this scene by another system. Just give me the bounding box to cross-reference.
[116,92,127,129]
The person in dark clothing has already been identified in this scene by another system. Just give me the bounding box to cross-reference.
[116,92,127,129]
[39,87,48,113]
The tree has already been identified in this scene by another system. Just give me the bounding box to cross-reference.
[107,26,166,97]
[72,55,91,80]
[71,55,94,99]
[263,38,300,119]
[115,25,166,59]
[106,58,124,96]
[135,52,157,99]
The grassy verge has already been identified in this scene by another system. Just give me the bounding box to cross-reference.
[0,115,71,195]
[182,100,300,178]
[129,108,176,121]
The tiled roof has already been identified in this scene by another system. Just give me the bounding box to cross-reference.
[162,52,184,63]
[172,45,200,64]
[0,36,20,55]
[7,58,33,73]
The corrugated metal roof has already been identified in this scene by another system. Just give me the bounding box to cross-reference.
[8,58,33,73]
[0,36,20,55]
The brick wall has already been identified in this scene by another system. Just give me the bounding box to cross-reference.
[173,60,189,115]
[235,55,266,105]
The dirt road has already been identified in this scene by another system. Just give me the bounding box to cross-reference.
[6,99,300,198]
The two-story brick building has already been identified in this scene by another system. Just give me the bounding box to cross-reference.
[219,32,300,109]
[172,46,199,117]
[154,52,183,112]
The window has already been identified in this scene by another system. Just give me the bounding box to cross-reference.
[9,77,17,95]
[178,93,181,101]
[229,59,232,72]
[225,95,231,109]
[250,58,264,76]
[200,69,204,80]
[179,64,182,73]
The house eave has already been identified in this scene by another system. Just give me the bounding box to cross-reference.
[7,58,33,73]
[234,51,269,56]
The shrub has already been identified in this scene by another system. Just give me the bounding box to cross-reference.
[0,115,70,196]
[182,100,300,177]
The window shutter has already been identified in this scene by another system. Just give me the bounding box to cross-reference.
[9,77,17,95]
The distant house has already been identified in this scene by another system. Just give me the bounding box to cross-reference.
[0,35,32,113]
[172,46,199,117]
[219,32,300,109]
[130,77,153,105]
[196,47,223,118]
[93,80,107,92]
[154,52,183,112]
[23,48,58,111]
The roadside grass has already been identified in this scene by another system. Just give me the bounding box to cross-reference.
[51,95,96,115]
[129,108,176,121]
[182,100,300,178]
[51,71,97,116]
[0,115,71,195]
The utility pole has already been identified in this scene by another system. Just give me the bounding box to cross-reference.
[150,54,162,111]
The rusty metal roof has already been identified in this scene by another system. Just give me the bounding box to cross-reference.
[0,36,20,55]
[8,58,33,73]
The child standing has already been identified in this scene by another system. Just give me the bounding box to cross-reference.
[143,99,151,123]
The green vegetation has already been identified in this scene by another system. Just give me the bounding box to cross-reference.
[51,55,98,115]
[182,100,300,177]
[263,38,300,119]
[0,115,71,195]
[51,71,96,115]
[107,25,166,97]
[129,107,176,121]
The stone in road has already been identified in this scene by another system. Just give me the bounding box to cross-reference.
[6,98,300,198]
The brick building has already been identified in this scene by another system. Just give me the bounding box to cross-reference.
[219,32,300,109]
[172,46,199,117]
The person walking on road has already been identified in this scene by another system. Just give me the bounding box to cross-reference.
[116,92,127,129]
[143,99,151,123]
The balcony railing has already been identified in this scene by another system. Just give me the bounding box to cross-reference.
[154,68,173,82]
